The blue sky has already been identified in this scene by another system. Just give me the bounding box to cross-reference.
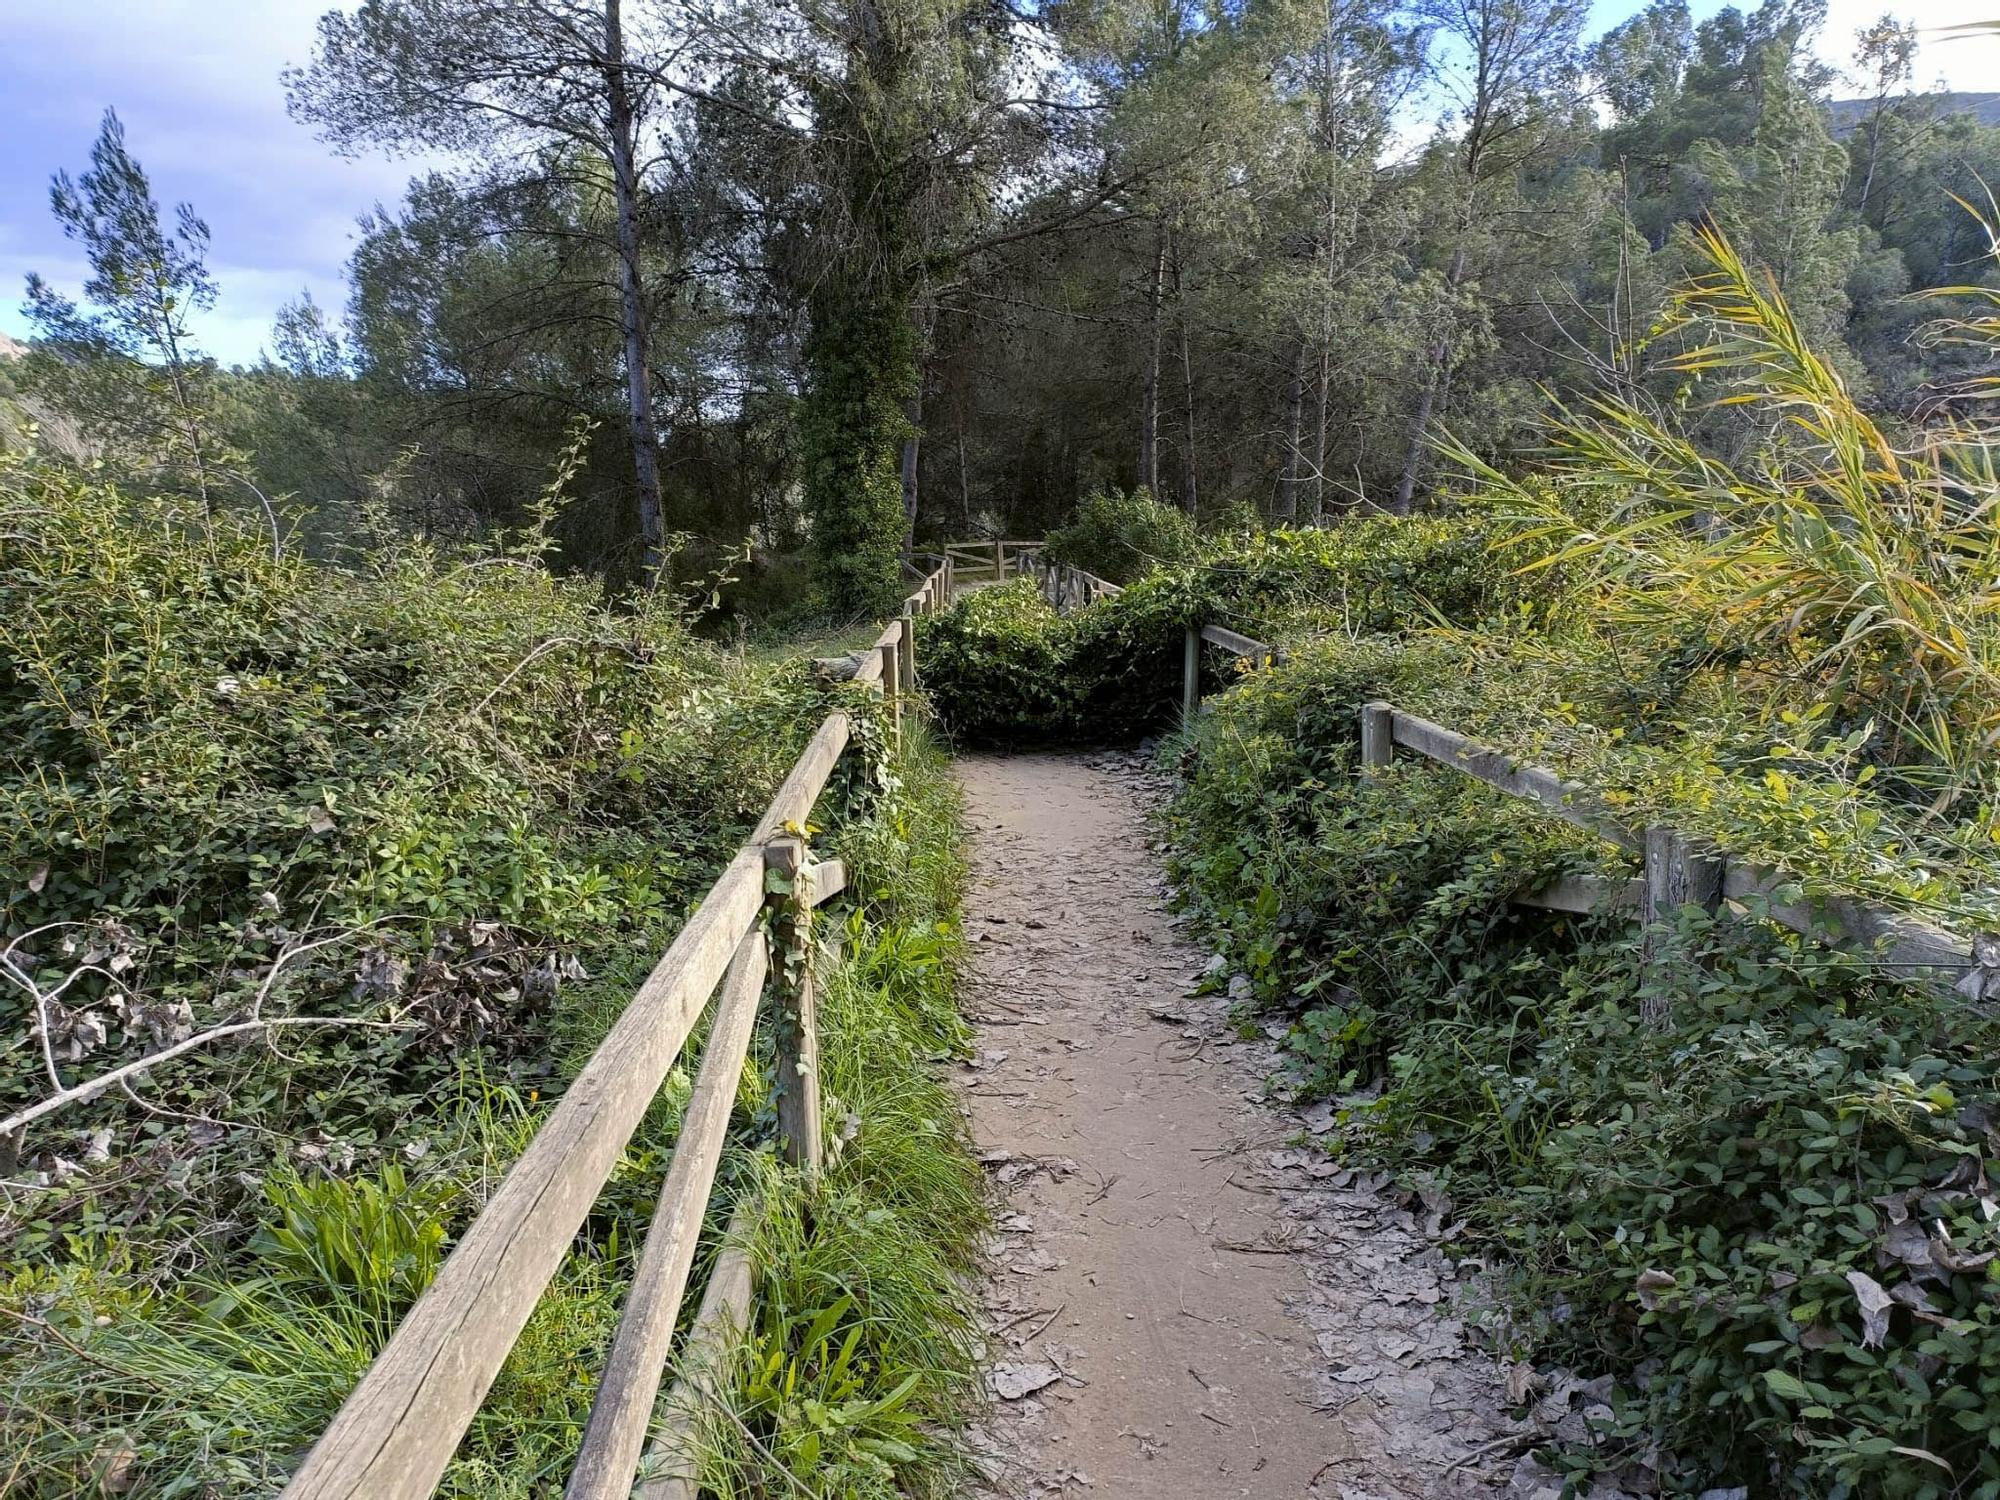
[2,0,1991,367]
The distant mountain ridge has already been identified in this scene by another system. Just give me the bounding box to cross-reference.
[1828,92,2000,135]
[0,333,26,360]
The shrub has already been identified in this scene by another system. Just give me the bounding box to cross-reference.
[0,453,977,1497]
[1042,486,1199,584]
[919,515,1524,746]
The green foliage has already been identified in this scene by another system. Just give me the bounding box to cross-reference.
[0,454,982,1496]
[1042,487,1199,584]
[1167,690,2000,1493]
[1468,227,2000,792]
[20,108,231,501]
[919,516,1523,745]
[802,286,917,620]
[250,1164,451,1335]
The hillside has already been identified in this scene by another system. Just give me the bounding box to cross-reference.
[1829,90,2000,133]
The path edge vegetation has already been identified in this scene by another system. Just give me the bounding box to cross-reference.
[0,444,988,1498]
[915,230,2000,1498]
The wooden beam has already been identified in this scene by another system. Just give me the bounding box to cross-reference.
[805,857,847,907]
[565,932,769,1500]
[1514,874,1644,914]
[1387,709,1641,853]
[1182,627,1200,721]
[1722,863,1973,977]
[1359,701,1394,773]
[750,712,852,844]
[280,853,766,1500]
[1199,622,1270,659]
[633,1202,759,1500]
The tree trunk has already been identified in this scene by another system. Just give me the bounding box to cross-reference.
[1859,110,1885,223]
[1138,227,1165,497]
[957,423,971,532]
[604,0,667,578]
[1173,234,1196,514]
[1314,345,1331,520]
[900,428,919,541]
[1391,243,1468,516]
[1277,341,1305,522]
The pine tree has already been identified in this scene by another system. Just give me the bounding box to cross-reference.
[23,109,224,502]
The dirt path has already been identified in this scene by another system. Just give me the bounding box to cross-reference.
[956,751,1577,1500]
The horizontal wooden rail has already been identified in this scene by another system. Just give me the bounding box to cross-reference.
[1355,697,1989,993]
[937,538,1045,586]
[283,560,949,1500]
[1371,704,1641,854]
[1515,874,1644,914]
[282,851,767,1500]
[1722,863,1971,977]
[806,857,847,906]
[1182,619,1280,719]
[1022,555,1122,612]
[1173,623,1988,991]
[567,930,769,1497]
[634,1202,758,1499]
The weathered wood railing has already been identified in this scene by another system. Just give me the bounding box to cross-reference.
[937,537,1043,585]
[1024,555,1122,611]
[281,563,952,1500]
[1184,619,1994,996]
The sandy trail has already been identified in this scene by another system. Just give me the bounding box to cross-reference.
[955,750,1551,1500]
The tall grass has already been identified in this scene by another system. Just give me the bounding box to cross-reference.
[1457,223,2000,808]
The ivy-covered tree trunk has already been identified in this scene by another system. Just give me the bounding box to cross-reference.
[803,276,919,617]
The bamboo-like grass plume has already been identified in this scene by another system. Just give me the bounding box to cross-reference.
[1452,222,2000,807]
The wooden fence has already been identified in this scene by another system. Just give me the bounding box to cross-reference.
[1023,554,1122,611]
[1183,620,1993,997]
[934,537,1043,586]
[280,563,952,1500]
[917,543,1118,612]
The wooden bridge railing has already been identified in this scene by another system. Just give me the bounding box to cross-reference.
[1183,619,1993,998]
[281,562,952,1500]
[935,537,1043,585]
[1023,554,1122,611]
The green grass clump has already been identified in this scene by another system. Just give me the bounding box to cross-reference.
[685,724,986,1500]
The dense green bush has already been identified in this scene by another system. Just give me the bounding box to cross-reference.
[1041,486,1199,584]
[919,516,1523,746]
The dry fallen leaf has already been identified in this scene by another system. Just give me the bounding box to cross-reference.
[989,1361,1062,1400]
[1635,1269,1677,1311]
[1845,1269,1894,1349]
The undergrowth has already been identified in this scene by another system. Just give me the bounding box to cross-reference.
[0,449,983,1496]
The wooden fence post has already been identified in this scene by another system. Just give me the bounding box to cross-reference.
[994,539,1005,580]
[1182,626,1200,721]
[880,631,900,738]
[1360,702,1395,774]
[900,605,916,692]
[1639,827,1724,1026]
[763,837,823,1173]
